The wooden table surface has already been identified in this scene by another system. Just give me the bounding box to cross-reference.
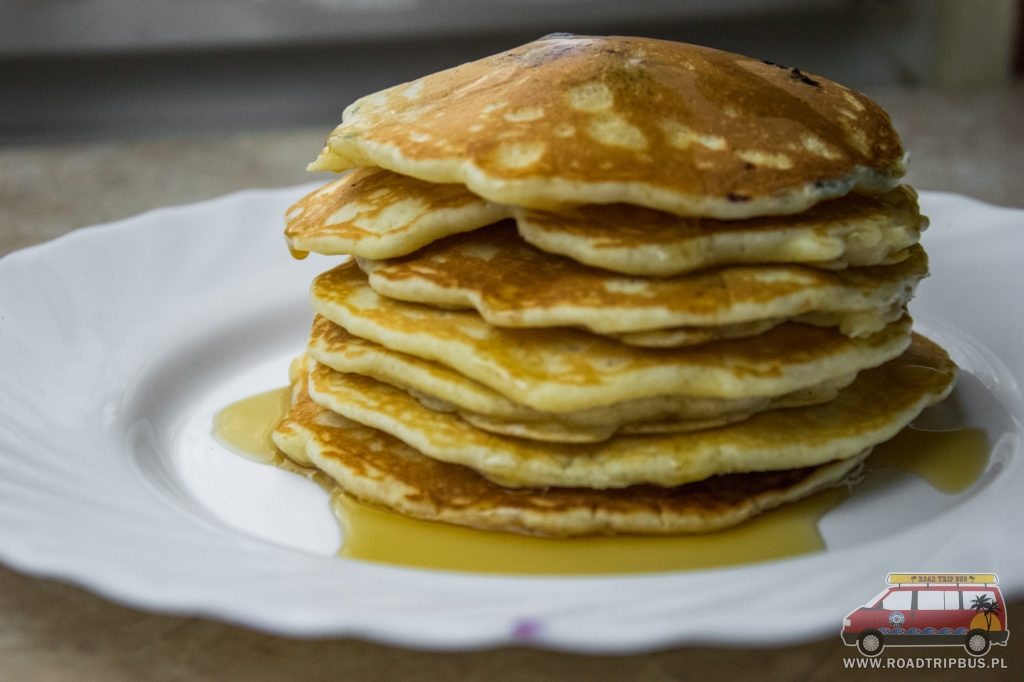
[1,86,1022,681]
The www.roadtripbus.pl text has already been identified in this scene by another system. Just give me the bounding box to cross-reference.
[843,656,1008,670]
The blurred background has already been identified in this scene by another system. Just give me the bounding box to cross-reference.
[1,0,1021,143]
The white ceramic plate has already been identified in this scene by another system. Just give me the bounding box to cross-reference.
[1,187,1022,653]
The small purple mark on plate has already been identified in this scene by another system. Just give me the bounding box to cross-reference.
[511,618,543,639]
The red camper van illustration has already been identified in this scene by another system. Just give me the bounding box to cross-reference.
[842,574,1009,657]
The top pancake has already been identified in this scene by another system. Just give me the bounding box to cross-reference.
[308,34,904,219]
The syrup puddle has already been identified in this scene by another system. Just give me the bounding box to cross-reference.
[212,387,291,463]
[867,426,990,494]
[330,487,845,574]
[212,388,990,574]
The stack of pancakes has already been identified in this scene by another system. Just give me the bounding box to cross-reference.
[272,34,955,537]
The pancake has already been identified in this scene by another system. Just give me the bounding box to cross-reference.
[310,261,912,412]
[308,316,856,443]
[358,221,927,339]
[285,167,507,259]
[517,186,923,276]
[287,167,922,269]
[304,334,955,489]
[309,34,904,219]
[274,370,869,536]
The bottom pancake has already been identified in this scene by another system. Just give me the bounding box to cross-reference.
[272,368,867,537]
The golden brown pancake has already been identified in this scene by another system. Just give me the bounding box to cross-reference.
[303,334,955,489]
[358,221,927,340]
[517,186,924,275]
[308,316,856,443]
[285,167,509,259]
[309,261,913,411]
[286,168,922,268]
[309,34,904,219]
[273,362,869,536]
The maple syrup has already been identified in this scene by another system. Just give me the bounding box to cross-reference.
[212,387,291,463]
[330,487,845,574]
[867,425,989,494]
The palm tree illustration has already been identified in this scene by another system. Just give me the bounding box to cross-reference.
[969,594,1000,631]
